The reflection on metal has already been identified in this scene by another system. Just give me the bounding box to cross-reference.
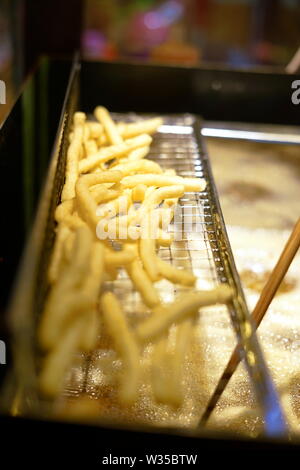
[202,126,300,145]
[0,80,6,104]
[0,340,6,365]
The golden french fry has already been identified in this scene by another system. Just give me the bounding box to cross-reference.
[41,292,93,351]
[90,185,120,204]
[132,184,147,202]
[156,229,173,247]
[79,134,152,173]
[84,241,105,296]
[136,285,233,343]
[126,259,160,308]
[156,257,196,286]
[80,310,100,353]
[163,198,178,208]
[39,239,104,350]
[141,185,184,209]
[112,159,162,176]
[55,199,75,223]
[97,118,162,146]
[96,213,137,242]
[167,319,193,407]
[155,207,175,227]
[74,112,86,125]
[101,292,140,404]
[128,146,150,161]
[139,239,160,282]
[94,106,123,145]
[61,213,86,230]
[104,246,136,266]
[151,334,169,404]
[63,229,75,262]
[76,171,122,230]
[121,174,206,192]
[96,190,132,219]
[87,121,103,138]
[152,320,192,407]
[134,185,184,226]
[39,226,93,349]
[145,186,156,198]
[83,123,90,144]
[84,139,98,156]
[48,224,71,284]
[79,241,105,351]
[39,316,85,397]
[97,133,107,147]
[117,117,163,139]
[105,265,119,280]
[61,113,85,201]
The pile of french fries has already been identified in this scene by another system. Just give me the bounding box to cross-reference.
[38,107,233,407]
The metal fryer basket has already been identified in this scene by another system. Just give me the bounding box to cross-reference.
[80,112,286,435]
[4,64,287,438]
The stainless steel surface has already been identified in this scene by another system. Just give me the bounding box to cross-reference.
[202,121,300,144]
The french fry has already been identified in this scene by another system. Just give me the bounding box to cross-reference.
[48,224,71,284]
[94,106,123,145]
[39,226,93,349]
[112,146,150,166]
[126,259,160,308]
[121,174,206,192]
[166,319,193,407]
[101,292,140,404]
[61,112,85,201]
[79,241,105,351]
[41,291,93,351]
[74,112,86,126]
[83,123,90,144]
[151,334,169,404]
[39,316,85,397]
[90,186,120,204]
[112,159,162,176]
[132,184,147,202]
[156,257,196,286]
[87,121,103,138]
[78,134,152,173]
[128,146,150,161]
[117,117,163,139]
[80,309,100,353]
[39,285,91,354]
[135,185,184,226]
[136,285,233,343]
[61,213,86,230]
[155,207,175,228]
[152,320,193,407]
[84,139,98,157]
[96,118,162,146]
[104,246,137,266]
[64,229,75,261]
[84,241,105,296]
[96,190,132,219]
[139,239,160,282]
[55,199,75,223]
[76,171,122,230]
[156,229,173,247]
